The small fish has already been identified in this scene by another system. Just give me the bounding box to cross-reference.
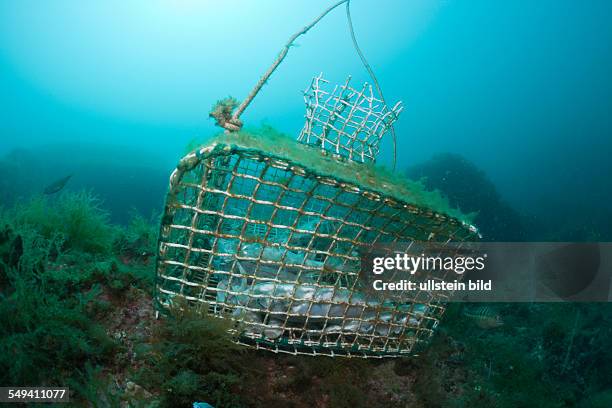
[463,306,503,329]
[43,174,72,194]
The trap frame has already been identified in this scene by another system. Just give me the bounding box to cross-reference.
[155,1,480,357]
[155,115,479,357]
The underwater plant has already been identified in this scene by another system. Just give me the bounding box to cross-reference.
[0,241,119,390]
[209,96,242,132]
[7,190,116,254]
[0,167,608,407]
[134,300,247,407]
[114,209,159,267]
[188,126,471,224]
[0,190,158,404]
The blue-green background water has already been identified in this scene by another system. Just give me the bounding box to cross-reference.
[1,0,611,231]
[1,3,612,405]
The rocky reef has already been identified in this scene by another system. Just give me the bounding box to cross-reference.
[406,153,526,241]
[0,185,610,406]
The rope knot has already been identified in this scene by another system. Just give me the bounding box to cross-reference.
[209,96,243,132]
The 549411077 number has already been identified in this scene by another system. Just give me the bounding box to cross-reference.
[0,387,69,403]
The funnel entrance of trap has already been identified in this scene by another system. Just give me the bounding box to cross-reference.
[298,74,403,163]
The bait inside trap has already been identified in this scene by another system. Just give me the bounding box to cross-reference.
[154,75,479,357]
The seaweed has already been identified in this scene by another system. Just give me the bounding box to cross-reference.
[186,126,473,225]
[1,182,610,407]
[0,190,152,404]
[0,263,119,389]
[264,355,385,408]
[134,300,248,407]
[6,190,116,254]
[422,303,612,408]
[209,96,241,130]
[67,362,125,407]
[114,209,159,268]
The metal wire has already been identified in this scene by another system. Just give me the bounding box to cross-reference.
[155,141,479,357]
[297,74,403,164]
[345,0,399,170]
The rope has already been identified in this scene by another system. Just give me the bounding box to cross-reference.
[214,0,398,170]
[345,0,397,171]
[229,0,349,127]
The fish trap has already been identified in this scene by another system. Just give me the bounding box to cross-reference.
[297,74,403,163]
[155,77,479,358]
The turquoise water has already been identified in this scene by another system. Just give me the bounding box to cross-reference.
[1,2,612,406]
[1,0,611,229]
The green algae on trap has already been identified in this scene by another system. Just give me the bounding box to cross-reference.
[194,126,475,225]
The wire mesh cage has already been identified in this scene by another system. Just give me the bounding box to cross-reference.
[155,79,480,356]
[297,74,403,163]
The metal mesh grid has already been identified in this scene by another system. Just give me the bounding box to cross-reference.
[297,74,403,163]
[155,142,479,357]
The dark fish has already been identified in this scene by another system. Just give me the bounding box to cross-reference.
[463,306,503,329]
[43,174,72,194]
